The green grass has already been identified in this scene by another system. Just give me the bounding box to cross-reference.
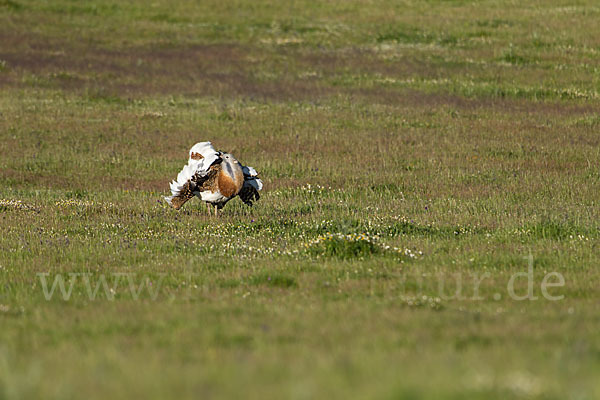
[1,0,600,399]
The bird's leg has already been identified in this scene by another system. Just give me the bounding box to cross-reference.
[205,202,212,216]
[214,204,218,217]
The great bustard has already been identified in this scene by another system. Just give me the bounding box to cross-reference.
[164,142,262,215]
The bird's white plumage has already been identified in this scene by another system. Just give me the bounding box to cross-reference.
[242,165,263,191]
[188,142,219,166]
[198,190,228,203]
[165,142,219,206]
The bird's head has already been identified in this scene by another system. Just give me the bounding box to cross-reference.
[221,153,239,164]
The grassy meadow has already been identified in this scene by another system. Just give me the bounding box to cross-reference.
[1,0,600,398]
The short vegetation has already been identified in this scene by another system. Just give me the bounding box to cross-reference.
[1,1,599,399]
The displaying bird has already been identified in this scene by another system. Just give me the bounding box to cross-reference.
[164,142,262,215]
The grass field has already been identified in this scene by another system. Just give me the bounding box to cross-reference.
[1,0,600,398]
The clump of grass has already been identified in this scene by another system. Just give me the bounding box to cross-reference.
[0,0,23,11]
[574,115,600,128]
[526,219,594,240]
[475,19,513,28]
[500,45,533,65]
[305,233,421,260]
[84,88,128,105]
[306,233,382,259]
[249,272,297,288]
[376,25,458,46]
[65,189,89,199]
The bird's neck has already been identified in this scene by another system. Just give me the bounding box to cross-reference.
[218,160,244,197]
[222,160,244,185]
